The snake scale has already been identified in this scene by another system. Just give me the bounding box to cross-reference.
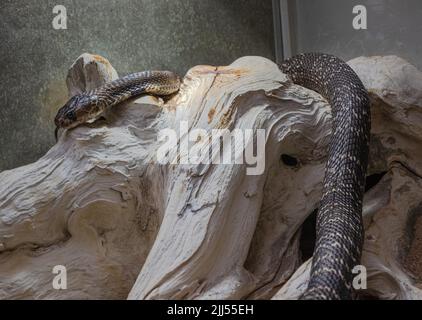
[279,53,370,299]
[54,53,370,300]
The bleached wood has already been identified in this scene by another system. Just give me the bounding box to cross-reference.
[0,54,421,300]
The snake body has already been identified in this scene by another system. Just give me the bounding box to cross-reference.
[54,70,181,139]
[279,53,370,299]
[55,53,370,300]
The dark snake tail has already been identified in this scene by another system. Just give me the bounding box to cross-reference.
[279,53,370,300]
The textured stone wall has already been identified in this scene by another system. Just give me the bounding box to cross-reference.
[0,0,274,171]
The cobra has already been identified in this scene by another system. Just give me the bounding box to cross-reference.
[54,70,181,140]
[279,53,370,299]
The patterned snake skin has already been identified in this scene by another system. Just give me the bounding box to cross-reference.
[54,70,181,139]
[279,53,371,299]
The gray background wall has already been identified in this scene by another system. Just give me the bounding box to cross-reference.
[0,0,274,172]
[286,0,422,69]
[3,0,421,172]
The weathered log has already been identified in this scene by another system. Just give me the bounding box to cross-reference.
[0,54,421,300]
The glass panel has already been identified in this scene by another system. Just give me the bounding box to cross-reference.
[285,0,422,69]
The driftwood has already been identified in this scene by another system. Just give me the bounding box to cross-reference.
[0,53,421,300]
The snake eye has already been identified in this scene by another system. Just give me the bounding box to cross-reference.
[65,110,76,121]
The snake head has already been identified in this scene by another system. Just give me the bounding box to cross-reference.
[54,94,98,140]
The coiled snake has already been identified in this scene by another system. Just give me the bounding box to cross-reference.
[54,53,370,300]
